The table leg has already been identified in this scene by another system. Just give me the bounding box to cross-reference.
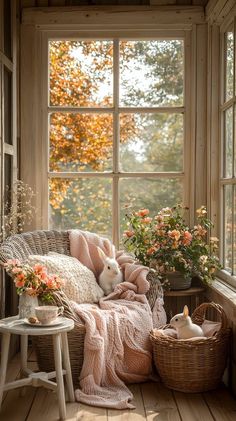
[61,332,75,402]
[21,335,28,371]
[20,335,28,397]
[0,332,11,410]
[53,333,66,420]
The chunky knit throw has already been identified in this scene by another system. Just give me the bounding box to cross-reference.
[71,282,153,409]
[69,229,156,409]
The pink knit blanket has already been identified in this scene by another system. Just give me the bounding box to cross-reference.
[70,229,150,293]
[69,230,155,409]
[71,282,153,409]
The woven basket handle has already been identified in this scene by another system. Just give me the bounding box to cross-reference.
[191,302,228,334]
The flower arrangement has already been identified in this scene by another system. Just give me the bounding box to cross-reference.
[1,180,36,241]
[4,259,64,302]
[123,205,220,287]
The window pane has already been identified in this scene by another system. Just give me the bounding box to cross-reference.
[224,107,233,178]
[4,67,12,145]
[49,113,113,172]
[49,178,112,238]
[120,40,184,107]
[4,0,11,59]
[120,113,183,172]
[224,184,233,273]
[49,40,113,107]
[234,186,236,275]
[4,154,12,209]
[120,177,183,233]
[225,31,234,102]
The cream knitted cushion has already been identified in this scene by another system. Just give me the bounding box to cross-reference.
[28,253,104,303]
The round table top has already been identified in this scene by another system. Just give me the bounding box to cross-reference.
[164,286,205,297]
[0,316,74,336]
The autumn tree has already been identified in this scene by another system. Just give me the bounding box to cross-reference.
[49,39,184,237]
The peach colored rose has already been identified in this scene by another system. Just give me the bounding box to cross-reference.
[182,231,192,246]
[168,229,181,241]
[194,224,207,237]
[142,217,152,224]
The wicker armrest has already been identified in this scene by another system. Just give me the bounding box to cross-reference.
[51,290,85,328]
[146,270,163,310]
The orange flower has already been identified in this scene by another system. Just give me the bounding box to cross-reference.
[15,279,25,288]
[147,243,160,255]
[182,231,192,246]
[168,230,181,241]
[137,209,149,217]
[147,247,156,255]
[123,230,135,238]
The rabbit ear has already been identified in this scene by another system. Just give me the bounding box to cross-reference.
[97,246,107,263]
[109,244,116,259]
[183,305,189,317]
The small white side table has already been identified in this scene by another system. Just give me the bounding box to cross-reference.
[0,316,75,420]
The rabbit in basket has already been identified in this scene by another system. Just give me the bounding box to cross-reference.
[97,246,123,295]
[170,305,204,339]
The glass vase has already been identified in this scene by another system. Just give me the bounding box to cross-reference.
[18,293,39,319]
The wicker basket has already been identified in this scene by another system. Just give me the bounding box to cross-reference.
[0,230,163,388]
[150,302,231,393]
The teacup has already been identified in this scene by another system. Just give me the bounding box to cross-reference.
[35,306,64,325]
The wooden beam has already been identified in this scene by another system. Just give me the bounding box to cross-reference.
[206,0,236,25]
[21,6,205,27]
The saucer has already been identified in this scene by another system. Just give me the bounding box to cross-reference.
[23,317,63,327]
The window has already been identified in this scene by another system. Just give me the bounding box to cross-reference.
[47,36,187,246]
[220,21,236,285]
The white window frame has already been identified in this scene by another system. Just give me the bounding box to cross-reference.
[218,18,236,288]
[21,7,206,248]
[41,30,191,247]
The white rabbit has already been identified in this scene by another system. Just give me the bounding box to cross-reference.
[97,247,123,295]
[170,305,205,339]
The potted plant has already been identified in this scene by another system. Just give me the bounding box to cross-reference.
[123,205,220,290]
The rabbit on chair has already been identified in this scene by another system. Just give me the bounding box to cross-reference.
[170,305,204,339]
[97,247,123,296]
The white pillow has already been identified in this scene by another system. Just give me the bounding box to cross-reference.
[28,253,104,303]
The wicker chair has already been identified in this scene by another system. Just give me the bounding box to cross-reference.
[0,230,162,387]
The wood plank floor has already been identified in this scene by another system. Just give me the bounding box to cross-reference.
[0,352,236,421]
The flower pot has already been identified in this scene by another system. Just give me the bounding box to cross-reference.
[166,272,192,290]
[18,293,39,319]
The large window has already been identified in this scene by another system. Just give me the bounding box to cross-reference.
[220,21,236,284]
[47,37,187,245]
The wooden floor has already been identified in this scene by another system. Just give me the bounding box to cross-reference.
[0,351,236,421]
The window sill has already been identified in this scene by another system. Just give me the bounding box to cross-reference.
[205,278,236,322]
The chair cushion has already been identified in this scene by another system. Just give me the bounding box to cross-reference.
[28,253,104,303]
